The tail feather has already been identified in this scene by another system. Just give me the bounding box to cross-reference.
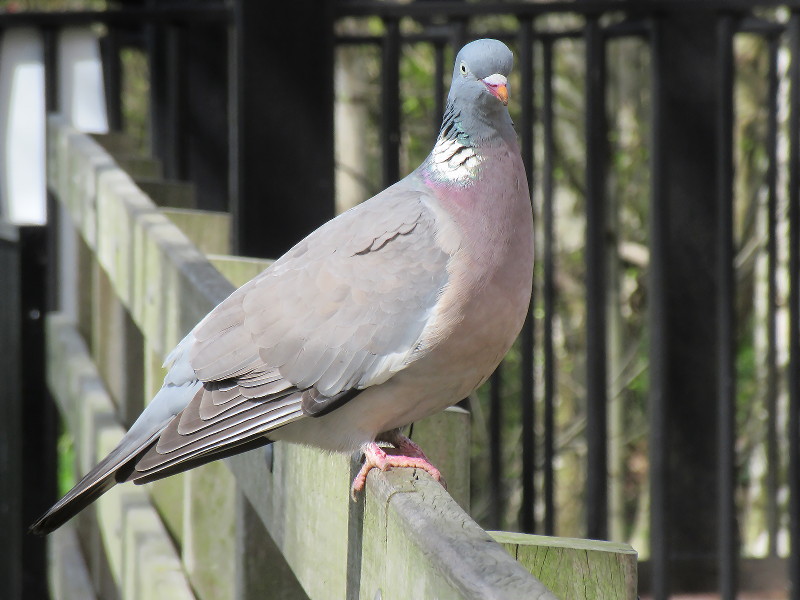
[28,431,160,535]
[30,372,203,535]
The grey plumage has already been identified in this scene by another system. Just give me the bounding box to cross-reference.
[31,38,533,535]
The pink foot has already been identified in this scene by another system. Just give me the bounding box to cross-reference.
[351,437,443,500]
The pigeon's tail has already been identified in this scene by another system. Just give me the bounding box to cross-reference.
[29,373,288,534]
[29,375,203,536]
[30,424,278,535]
[28,429,162,535]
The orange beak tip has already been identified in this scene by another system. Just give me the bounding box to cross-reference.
[483,79,509,106]
[496,84,509,105]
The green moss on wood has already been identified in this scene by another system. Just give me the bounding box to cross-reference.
[491,531,638,600]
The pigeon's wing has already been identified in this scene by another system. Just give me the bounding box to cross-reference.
[125,180,452,481]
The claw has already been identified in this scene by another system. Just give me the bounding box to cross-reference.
[350,436,444,500]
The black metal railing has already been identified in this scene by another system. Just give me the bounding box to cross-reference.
[331,7,799,600]
[0,222,52,600]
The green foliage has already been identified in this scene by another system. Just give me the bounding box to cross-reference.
[120,47,150,154]
[57,428,76,497]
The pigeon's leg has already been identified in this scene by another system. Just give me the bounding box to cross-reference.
[379,430,430,459]
[351,436,443,500]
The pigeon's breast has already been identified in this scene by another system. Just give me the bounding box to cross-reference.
[396,145,534,418]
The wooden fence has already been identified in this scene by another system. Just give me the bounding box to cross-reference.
[45,114,637,600]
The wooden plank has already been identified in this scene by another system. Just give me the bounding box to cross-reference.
[226,409,551,600]
[119,503,195,600]
[76,233,94,349]
[142,342,188,544]
[491,531,638,600]
[210,255,272,287]
[163,208,232,256]
[50,314,231,600]
[359,471,555,600]
[179,461,236,600]
[235,491,309,600]
[66,130,115,251]
[96,167,231,358]
[47,117,234,359]
[91,262,145,428]
[229,444,351,599]
[45,314,195,600]
[406,406,470,511]
[137,179,196,210]
[115,156,163,179]
[48,525,97,600]
[56,200,81,323]
[91,132,141,156]
[148,472,186,546]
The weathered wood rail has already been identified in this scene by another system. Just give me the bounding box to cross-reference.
[45,114,637,600]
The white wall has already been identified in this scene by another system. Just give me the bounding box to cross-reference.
[0,28,46,225]
[0,26,109,225]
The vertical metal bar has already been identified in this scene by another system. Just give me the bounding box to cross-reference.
[517,16,536,535]
[0,225,52,599]
[434,41,446,139]
[584,15,608,541]
[381,18,401,187]
[229,0,244,248]
[41,26,58,114]
[648,16,669,600]
[0,224,24,600]
[102,26,124,132]
[788,13,800,600]
[765,33,780,559]
[19,226,53,600]
[182,18,229,212]
[648,13,721,586]
[450,19,468,54]
[146,0,167,162]
[488,365,504,530]
[542,37,556,538]
[45,191,60,313]
[716,14,738,600]
[228,0,334,257]
[518,18,535,180]
[166,24,186,179]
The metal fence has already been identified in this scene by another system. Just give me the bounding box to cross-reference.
[333,5,800,599]
[0,222,53,599]
[1,1,799,598]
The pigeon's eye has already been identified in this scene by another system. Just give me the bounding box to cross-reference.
[459,62,468,76]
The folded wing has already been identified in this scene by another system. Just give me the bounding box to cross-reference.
[126,181,452,481]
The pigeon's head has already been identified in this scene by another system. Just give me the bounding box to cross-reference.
[450,39,514,111]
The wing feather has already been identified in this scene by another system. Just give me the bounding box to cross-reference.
[127,407,302,483]
[190,181,450,397]
[155,393,301,455]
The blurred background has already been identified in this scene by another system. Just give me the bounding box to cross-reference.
[0,1,798,599]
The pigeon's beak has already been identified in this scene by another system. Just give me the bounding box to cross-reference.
[482,74,509,106]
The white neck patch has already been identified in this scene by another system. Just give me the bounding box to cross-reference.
[429,135,482,183]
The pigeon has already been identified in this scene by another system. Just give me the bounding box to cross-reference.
[31,38,533,534]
